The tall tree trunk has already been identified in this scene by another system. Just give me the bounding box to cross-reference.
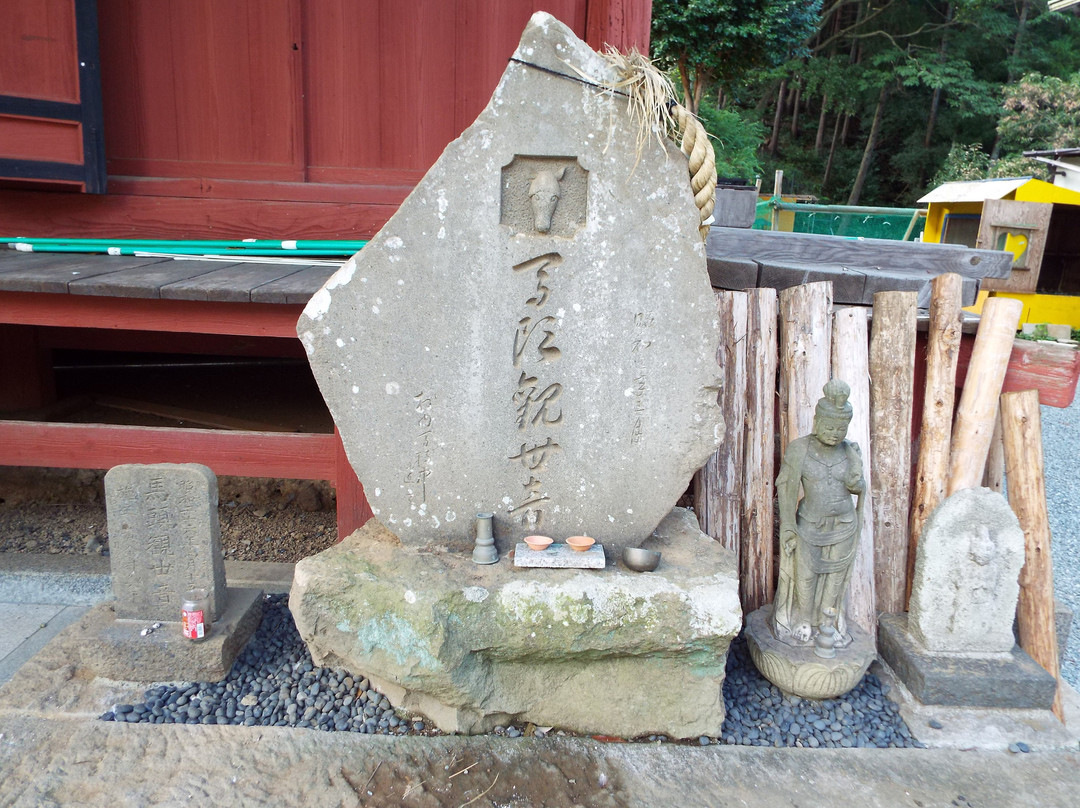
[815,96,829,156]
[923,3,954,152]
[790,83,802,138]
[841,112,851,145]
[823,112,842,189]
[847,85,888,206]
[768,79,788,155]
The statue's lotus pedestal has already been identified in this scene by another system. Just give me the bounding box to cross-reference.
[743,606,875,700]
[289,508,741,739]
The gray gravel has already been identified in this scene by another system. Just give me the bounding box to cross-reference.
[100,596,918,747]
[1042,395,1080,688]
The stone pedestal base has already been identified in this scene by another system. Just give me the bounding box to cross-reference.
[75,587,264,682]
[744,605,875,699]
[878,613,1056,709]
[289,508,741,739]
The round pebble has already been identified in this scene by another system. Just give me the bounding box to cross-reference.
[928,719,943,729]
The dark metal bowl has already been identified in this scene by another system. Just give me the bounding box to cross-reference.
[622,546,661,572]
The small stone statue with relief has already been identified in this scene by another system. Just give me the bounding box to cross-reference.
[744,379,876,699]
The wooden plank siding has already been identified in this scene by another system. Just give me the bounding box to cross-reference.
[0,0,650,238]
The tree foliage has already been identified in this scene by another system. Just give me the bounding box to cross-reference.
[651,1,1080,205]
[651,0,821,115]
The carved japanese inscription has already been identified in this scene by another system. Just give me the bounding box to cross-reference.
[105,463,226,621]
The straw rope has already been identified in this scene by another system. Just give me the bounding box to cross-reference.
[598,48,717,242]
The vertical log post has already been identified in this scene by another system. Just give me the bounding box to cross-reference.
[741,287,778,613]
[694,291,748,568]
[869,291,917,615]
[947,296,1023,495]
[833,307,875,634]
[908,273,963,605]
[778,282,833,453]
[1000,390,1064,722]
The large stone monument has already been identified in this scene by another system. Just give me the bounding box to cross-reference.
[75,464,263,681]
[879,487,1056,708]
[297,14,722,555]
[291,13,741,738]
[744,380,876,699]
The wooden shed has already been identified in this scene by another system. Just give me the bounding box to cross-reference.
[0,0,651,240]
[918,176,1080,325]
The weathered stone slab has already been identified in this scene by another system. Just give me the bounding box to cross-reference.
[879,613,1056,709]
[105,463,226,621]
[73,588,264,683]
[289,508,741,739]
[298,13,722,555]
[512,542,605,568]
[909,488,1025,655]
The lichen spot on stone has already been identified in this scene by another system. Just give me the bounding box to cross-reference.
[302,288,331,322]
[353,614,440,671]
[404,590,417,604]
[463,586,489,603]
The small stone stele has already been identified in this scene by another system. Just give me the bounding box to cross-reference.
[908,487,1025,655]
[106,463,226,622]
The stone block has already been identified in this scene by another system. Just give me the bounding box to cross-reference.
[513,542,605,568]
[909,488,1025,655]
[711,187,758,228]
[297,13,722,556]
[289,508,741,739]
[878,613,1056,709]
[74,587,264,682]
[1047,323,1072,341]
[105,463,226,622]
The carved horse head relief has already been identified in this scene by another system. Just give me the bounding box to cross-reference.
[528,166,566,234]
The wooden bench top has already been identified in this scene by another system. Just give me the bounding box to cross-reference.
[0,251,341,304]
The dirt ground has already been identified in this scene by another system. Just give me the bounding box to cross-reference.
[0,467,337,563]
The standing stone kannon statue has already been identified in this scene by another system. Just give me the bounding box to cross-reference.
[744,379,877,699]
[773,378,864,648]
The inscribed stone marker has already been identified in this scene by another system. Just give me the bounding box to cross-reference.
[908,487,1025,654]
[105,463,226,622]
[299,13,723,553]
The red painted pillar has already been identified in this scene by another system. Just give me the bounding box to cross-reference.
[334,428,373,540]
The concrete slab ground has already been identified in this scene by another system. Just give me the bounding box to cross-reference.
[1,553,1078,806]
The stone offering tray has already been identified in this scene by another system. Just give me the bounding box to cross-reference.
[513,542,605,569]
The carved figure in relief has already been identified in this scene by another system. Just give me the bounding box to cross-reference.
[528,166,566,233]
[771,379,865,649]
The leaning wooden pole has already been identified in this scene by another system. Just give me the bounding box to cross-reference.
[778,282,833,453]
[741,287,778,613]
[947,296,1023,495]
[694,291,748,567]
[982,405,1005,493]
[1001,390,1064,722]
[869,291,917,615]
[907,273,963,606]
[833,307,875,634]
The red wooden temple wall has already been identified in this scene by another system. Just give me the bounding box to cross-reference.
[0,0,652,239]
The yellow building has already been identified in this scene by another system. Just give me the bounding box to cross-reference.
[918,177,1080,326]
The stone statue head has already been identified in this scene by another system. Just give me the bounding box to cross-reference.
[812,378,853,446]
[528,166,566,233]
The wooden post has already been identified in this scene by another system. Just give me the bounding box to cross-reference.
[869,291,917,615]
[1000,390,1064,722]
[982,406,1005,492]
[778,281,833,454]
[908,273,963,605]
[833,307,875,634]
[771,170,783,231]
[694,291,748,569]
[741,287,778,613]
[947,296,1023,495]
